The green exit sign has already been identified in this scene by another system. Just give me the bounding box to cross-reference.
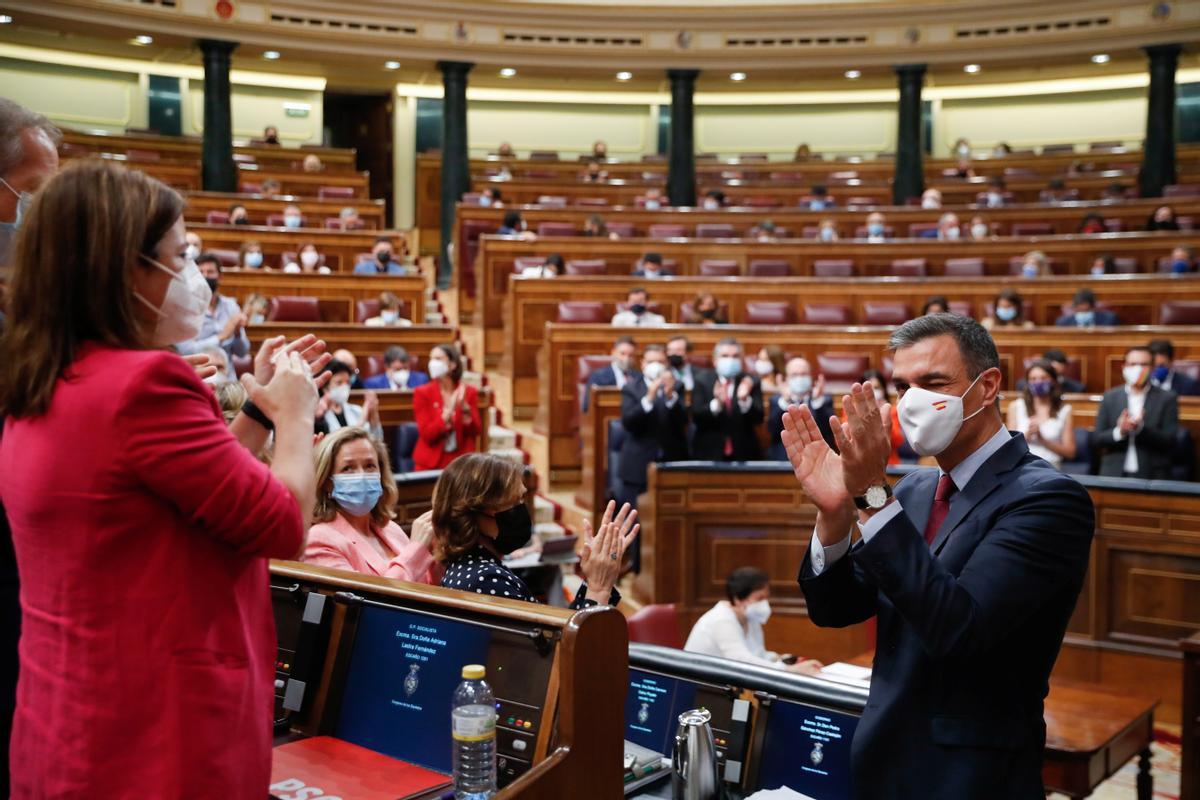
[284,103,311,118]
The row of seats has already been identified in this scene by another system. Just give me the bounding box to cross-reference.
[237,184,357,200]
[203,210,366,229]
[556,299,1200,326]
[522,255,1171,278]
[259,296,412,323]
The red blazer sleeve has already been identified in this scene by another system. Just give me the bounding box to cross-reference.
[413,383,449,445]
[459,385,482,439]
[119,352,304,559]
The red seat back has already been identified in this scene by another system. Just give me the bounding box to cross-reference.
[1161,301,1200,325]
[943,257,985,277]
[745,302,795,325]
[813,259,854,277]
[557,302,609,323]
[889,259,927,278]
[565,259,608,276]
[627,604,684,649]
[907,222,938,237]
[537,221,578,237]
[209,248,240,268]
[267,296,321,322]
[355,299,383,322]
[818,353,870,394]
[748,259,791,277]
[803,304,851,324]
[607,222,636,238]
[317,186,355,200]
[698,260,740,277]
[648,224,687,238]
[206,210,230,224]
[695,223,735,239]
[863,301,910,325]
[1011,222,1054,237]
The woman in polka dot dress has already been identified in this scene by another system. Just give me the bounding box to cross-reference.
[426,453,638,608]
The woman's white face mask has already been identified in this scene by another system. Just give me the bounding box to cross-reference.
[134,254,211,346]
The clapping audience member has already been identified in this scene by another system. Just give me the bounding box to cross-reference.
[919,188,942,210]
[703,189,727,210]
[1018,250,1049,278]
[1007,361,1076,469]
[521,253,562,277]
[496,141,515,157]
[317,360,382,440]
[681,292,728,325]
[611,287,666,327]
[993,141,1013,156]
[244,293,268,325]
[666,335,707,392]
[363,345,430,390]
[617,345,689,515]
[865,211,888,242]
[1079,212,1106,234]
[921,295,950,316]
[583,214,617,238]
[592,140,608,159]
[804,185,832,211]
[1090,254,1117,275]
[857,369,905,464]
[639,186,665,210]
[497,210,529,236]
[952,157,975,179]
[1146,204,1181,232]
[968,215,990,240]
[1092,345,1179,479]
[284,242,330,274]
[338,207,363,229]
[1055,288,1118,327]
[353,236,406,275]
[282,204,304,229]
[1149,339,1200,396]
[412,344,481,471]
[692,338,764,461]
[935,212,960,241]
[754,345,787,393]
[685,567,822,674]
[364,292,412,327]
[175,253,249,380]
[952,136,971,158]
[751,219,778,242]
[1040,178,1071,204]
[1167,245,1196,274]
[817,219,839,242]
[1040,349,1086,393]
[581,159,607,183]
[982,288,1035,330]
[238,241,264,270]
[633,252,671,278]
[259,178,282,195]
[767,357,834,457]
[185,230,203,261]
[983,176,1007,207]
[480,186,503,207]
[332,349,363,389]
[302,427,436,582]
[584,336,639,412]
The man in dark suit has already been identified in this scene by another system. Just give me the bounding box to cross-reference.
[1091,345,1180,479]
[616,345,689,571]
[784,314,1093,799]
[1054,288,1120,327]
[691,337,764,461]
[1041,349,1086,394]
[582,335,639,413]
[1149,338,1200,397]
[665,335,709,393]
[766,357,835,459]
[362,345,430,390]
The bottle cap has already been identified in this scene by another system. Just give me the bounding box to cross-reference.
[462,664,486,680]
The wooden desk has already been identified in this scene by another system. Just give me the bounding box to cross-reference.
[188,223,413,273]
[236,166,371,199]
[63,129,358,170]
[61,152,202,190]
[183,191,386,229]
[532,324,1200,479]
[219,271,427,325]
[246,323,461,373]
[1181,631,1200,800]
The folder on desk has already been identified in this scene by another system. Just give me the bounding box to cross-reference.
[271,736,452,800]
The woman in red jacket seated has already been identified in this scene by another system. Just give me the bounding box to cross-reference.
[303,426,437,583]
[413,343,481,471]
[0,160,319,797]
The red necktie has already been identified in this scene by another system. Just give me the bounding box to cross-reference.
[923,474,956,545]
[719,380,734,457]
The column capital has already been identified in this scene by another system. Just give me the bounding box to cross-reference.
[1143,43,1183,61]
[893,63,927,78]
[667,69,700,83]
[197,39,239,56]
[437,60,475,76]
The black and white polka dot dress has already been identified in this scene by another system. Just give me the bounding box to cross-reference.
[441,547,618,609]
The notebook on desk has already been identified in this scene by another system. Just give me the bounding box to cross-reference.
[271,736,452,800]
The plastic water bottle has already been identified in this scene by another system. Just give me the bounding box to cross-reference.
[452,664,497,800]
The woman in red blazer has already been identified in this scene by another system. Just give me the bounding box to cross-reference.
[413,343,482,471]
[0,161,320,797]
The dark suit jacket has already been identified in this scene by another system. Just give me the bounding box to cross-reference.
[1163,370,1200,397]
[690,372,764,460]
[1053,310,1120,327]
[766,394,836,460]
[1090,384,1179,479]
[362,370,430,390]
[583,364,641,413]
[799,434,1094,799]
[617,378,689,485]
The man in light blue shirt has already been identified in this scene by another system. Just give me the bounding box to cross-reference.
[353,236,407,275]
[176,253,250,381]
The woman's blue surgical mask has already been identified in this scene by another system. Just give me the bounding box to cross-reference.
[867,222,885,238]
[331,473,383,517]
[995,305,1018,322]
[244,251,263,269]
[1028,380,1053,397]
[1074,310,1095,326]
[1021,263,1039,278]
[1152,365,1171,383]
[819,226,837,242]
[1172,259,1192,274]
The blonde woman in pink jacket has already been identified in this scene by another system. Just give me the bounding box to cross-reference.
[303,427,438,583]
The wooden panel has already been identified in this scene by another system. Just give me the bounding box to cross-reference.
[1181,632,1200,799]
[183,191,385,229]
[220,271,427,324]
[1107,546,1200,644]
[63,129,358,168]
[187,223,413,274]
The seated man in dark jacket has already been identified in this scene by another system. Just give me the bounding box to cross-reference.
[767,357,836,459]
[691,337,764,461]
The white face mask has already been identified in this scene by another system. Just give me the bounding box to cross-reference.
[184,243,200,261]
[754,359,775,377]
[943,226,960,241]
[971,223,988,239]
[788,375,813,397]
[1123,365,1149,388]
[327,384,351,406]
[896,372,986,457]
[390,369,410,387]
[380,310,399,324]
[921,196,940,210]
[744,599,771,625]
[644,199,661,210]
[283,215,302,229]
[300,251,320,269]
[428,358,450,380]
[135,255,212,347]
[703,198,720,210]
[642,361,665,381]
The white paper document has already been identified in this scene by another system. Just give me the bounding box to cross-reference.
[817,662,873,688]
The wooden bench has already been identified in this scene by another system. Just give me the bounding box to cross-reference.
[532,323,1200,480]
[188,223,414,274]
[219,271,427,325]
[63,129,358,170]
[183,191,386,229]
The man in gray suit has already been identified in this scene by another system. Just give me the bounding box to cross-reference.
[1091,345,1179,479]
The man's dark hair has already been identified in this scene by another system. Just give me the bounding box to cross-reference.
[1042,348,1069,364]
[1126,344,1152,359]
[811,184,828,196]
[373,235,393,247]
[501,210,522,229]
[485,187,501,200]
[324,359,354,378]
[644,343,665,356]
[888,313,1000,378]
[613,335,636,348]
[545,253,564,268]
[383,345,410,366]
[643,252,663,265]
[628,286,648,298]
[1147,339,1175,359]
[1073,288,1096,306]
[195,252,222,270]
[667,334,693,352]
[726,567,770,602]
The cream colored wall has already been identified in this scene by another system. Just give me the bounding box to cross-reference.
[0,57,146,133]
[186,81,324,145]
[465,100,655,159]
[696,102,896,156]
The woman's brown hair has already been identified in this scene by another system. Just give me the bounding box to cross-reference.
[312,426,400,527]
[0,160,184,418]
[434,342,464,383]
[431,453,523,563]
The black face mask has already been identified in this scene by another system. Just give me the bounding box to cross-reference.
[491,503,532,555]
[700,308,717,319]
[667,354,685,370]
[630,303,647,316]
[205,277,219,294]
[377,250,392,265]
[233,217,249,225]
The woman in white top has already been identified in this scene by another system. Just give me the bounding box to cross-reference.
[317,359,383,441]
[1007,360,1076,468]
[684,567,822,675]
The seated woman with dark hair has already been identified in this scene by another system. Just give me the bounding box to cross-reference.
[981,288,1035,330]
[685,567,823,674]
[431,453,638,608]
[921,295,950,316]
[302,427,437,582]
[681,292,728,325]
[1146,204,1180,232]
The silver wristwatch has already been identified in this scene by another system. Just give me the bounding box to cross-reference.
[853,483,893,511]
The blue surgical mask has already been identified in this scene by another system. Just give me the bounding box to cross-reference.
[809,199,826,211]
[1022,264,1039,278]
[1074,311,1095,326]
[644,199,662,210]
[0,177,32,264]
[819,226,836,242]
[244,251,263,269]
[716,357,741,380]
[867,222,884,238]
[283,214,302,229]
[1152,365,1171,383]
[331,473,383,517]
[995,305,1017,322]
[1172,259,1191,274]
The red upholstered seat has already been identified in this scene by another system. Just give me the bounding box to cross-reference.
[748,259,791,277]
[1011,222,1054,237]
[1164,184,1200,198]
[1113,257,1139,274]
[577,197,609,207]
[607,222,636,238]
[565,259,608,276]
[267,296,321,322]
[648,224,687,238]
[536,221,578,237]
[356,299,382,322]
[209,248,240,268]
[943,257,985,277]
[536,195,568,207]
[557,302,609,323]
[813,259,854,277]
[863,302,910,325]
[1161,302,1200,325]
[317,186,355,200]
[803,304,851,324]
[745,302,795,325]
[744,196,783,208]
[462,192,484,204]
[695,223,735,239]
[844,197,876,207]
[206,210,230,224]
[948,301,974,317]
[889,259,927,278]
[627,604,684,648]
[513,257,545,273]
[239,182,262,194]
[907,222,938,237]
[529,150,559,160]
[364,356,386,378]
[324,218,343,230]
[818,353,870,394]
[698,260,740,277]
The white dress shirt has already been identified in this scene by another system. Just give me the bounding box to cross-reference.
[1112,386,1147,474]
[809,424,1011,575]
[611,310,667,327]
[684,600,783,669]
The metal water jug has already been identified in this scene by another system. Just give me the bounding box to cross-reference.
[671,708,719,800]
